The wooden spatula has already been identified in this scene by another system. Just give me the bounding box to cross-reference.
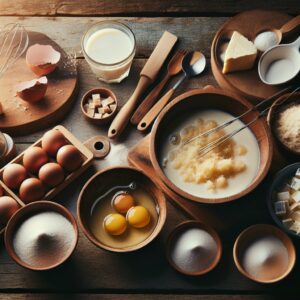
[108,31,178,139]
[130,49,187,125]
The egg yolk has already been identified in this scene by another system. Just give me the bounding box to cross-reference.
[103,213,127,235]
[127,206,151,228]
[112,192,134,214]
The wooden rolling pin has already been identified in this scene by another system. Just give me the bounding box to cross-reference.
[108,31,178,139]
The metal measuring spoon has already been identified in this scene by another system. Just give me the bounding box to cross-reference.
[138,51,206,131]
[258,36,300,85]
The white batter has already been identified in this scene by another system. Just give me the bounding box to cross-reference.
[160,110,260,199]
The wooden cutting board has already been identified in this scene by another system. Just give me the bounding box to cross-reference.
[0,31,78,135]
[211,10,295,102]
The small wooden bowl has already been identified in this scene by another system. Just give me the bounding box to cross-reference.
[267,162,300,239]
[267,92,300,157]
[166,220,222,276]
[77,166,167,253]
[4,201,78,271]
[233,224,296,283]
[81,88,118,125]
[150,86,273,204]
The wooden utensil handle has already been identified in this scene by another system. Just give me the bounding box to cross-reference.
[280,15,300,35]
[131,74,171,125]
[137,88,175,132]
[108,76,150,139]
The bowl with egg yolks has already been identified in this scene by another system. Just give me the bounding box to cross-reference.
[77,166,167,252]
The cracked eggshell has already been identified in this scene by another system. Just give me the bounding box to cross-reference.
[26,44,61,76]
[16,76,48,103]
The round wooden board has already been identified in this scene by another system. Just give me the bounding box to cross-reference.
[211,10,296,102]
[0,31,78,135]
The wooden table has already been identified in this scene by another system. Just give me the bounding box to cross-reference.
[0,1,299,299]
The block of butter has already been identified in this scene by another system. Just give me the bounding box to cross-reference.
[222,31,257,74]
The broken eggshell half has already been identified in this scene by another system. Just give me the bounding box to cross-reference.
[26,44,61,76]
[16,76,48,103]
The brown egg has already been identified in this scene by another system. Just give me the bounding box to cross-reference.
[57,145,83,172]
[3,164,27,189]
[41,129,68,157]
[0,185,4,197]
[0,196,19,225]
[23,146,48,174]
[26,44,61,76]
[19,178,45,204]
[39,162,64,187]
[15,76,48,103]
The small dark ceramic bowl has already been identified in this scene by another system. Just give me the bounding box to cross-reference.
[5,201,78,271]
[267,162,300,239]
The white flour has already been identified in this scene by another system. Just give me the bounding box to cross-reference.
[13,211,76,268]
[170,227,218,273]
[242,235,289,281]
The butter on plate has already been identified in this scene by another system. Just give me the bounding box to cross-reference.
[222,31,257,74]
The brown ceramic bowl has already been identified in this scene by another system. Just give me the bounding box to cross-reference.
[267,91,300,157]
[77,166,167,253]
[233,224,296,283]
[150,86,273,204]
[166,220,222,276]
[4,200,78,271]
[81,88,118,125]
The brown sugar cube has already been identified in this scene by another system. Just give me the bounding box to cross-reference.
[103,106,111,114]
[93,98,102,108]
[109,103,117,112]
[87,107,95,118]
[97,107,105,114]
[94,113,102,119]
[88,101,95,110]
[92,93,101,101]
[102,96,115,107]
[103,113,111,118]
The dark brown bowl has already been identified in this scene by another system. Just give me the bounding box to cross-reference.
[81,88,118,125]
[77,166,167,253]
[166,220,222,276]
[150,86,273,204]
[4,200,78,271]
[267,92,300,157]
[233,224,296,283]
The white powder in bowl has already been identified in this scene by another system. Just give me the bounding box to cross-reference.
[13,211,76,268]
[170,227,218,273]
[242,235,289,281]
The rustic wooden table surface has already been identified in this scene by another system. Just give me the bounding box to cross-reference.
[1,1,300,299]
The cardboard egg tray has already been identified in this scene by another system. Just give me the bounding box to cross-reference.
[0,125,94,235]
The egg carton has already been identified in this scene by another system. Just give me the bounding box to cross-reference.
[0,125,94,235]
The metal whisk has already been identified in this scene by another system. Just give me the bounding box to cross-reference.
[0,23,29,77]
[183,85,300,157]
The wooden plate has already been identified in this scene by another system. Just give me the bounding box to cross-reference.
[0,31,77,135]
[211,10,293,102]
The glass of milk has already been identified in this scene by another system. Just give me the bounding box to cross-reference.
[82,21,136,83]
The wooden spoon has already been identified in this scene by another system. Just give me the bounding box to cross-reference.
[130,49,187,125]
[137,51,206,132]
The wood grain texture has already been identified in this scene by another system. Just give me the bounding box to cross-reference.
[0,15,298,297]
[0,294,279,300]
[0,0,299,16]
[0,17,227,58]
